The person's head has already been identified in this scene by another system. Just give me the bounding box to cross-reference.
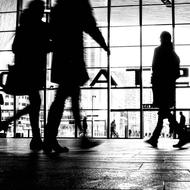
[180,111,183,115]
[28,0,45,20]
[160,31,172,45]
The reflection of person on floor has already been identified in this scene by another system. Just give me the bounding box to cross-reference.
[179,111,186,131]
[111,120,119,138]
[145,31,189,148]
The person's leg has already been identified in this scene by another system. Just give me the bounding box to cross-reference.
[71,87,83,134]
[43,85,69,153]
[28,91,43,151]
[71,88,101,149]
[145,109,164,148]
[168,113,190,148]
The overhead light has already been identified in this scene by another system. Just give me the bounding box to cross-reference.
[161,0,172,7]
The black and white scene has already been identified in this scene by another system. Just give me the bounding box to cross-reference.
[0,0,190,189]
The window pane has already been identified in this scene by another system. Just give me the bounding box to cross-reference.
[143,5,172,25]
[111,89,140,109]
[175,4,190,24]
[143,111,158,138]
[93,8,108,27]
[110,26,140,46]
[0,0,17,12]
[143,0,164,5]
[176,88,190,108]
[110,47,140,67]
[176,46,190,66]
[90,0,107,7]
[142,26,172,46]
[0,13,16,31]
[110,111,140,138]
[111,6,139,26]
[176,26,190,45]
[0,32,15,50]
[142,46,155,67]
[81,89,107,109]
[112,0,139,6]
[0,52,14,70]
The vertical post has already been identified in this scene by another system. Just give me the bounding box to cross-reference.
[107,0,111,139]
[172,0,177,138]
[43,0,51,137]
[139,0,144,139]
[91,95,96,138]
[13,0,23,138]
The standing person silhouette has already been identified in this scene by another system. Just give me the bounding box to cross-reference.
[145,31,189,148]
[43,0,110,153]
[0,0,51,151]
[179,111,186,131]
[82,116,88,137]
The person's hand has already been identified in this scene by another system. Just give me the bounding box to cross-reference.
[105,46,110,55]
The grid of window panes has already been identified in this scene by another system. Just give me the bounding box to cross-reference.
[0,0,16,137]
[1,0,190,139]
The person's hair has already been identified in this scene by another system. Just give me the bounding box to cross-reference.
[28,0,45,10]
[160,31,172,45]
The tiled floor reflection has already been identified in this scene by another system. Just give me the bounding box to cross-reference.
[0,138,190,189]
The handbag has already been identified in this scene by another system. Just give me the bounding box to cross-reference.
[0,65,31,95]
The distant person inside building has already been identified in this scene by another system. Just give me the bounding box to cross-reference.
[145,31,189,148]
[0,94,4,122]
[43,0,110,153]
[179,111,187,132]
[0,0,51,151]
[111,120,119,138]
[82,116,88,136]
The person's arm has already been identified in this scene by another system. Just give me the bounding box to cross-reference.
[82,0,110,54]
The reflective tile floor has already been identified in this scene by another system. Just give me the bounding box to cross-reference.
[0,138,190,189]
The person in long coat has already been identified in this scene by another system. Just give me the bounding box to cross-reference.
[0,0,51,151]
[43,0,110,153]
[146,31,189,148]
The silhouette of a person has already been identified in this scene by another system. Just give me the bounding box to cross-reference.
[179,111,186,131]
[145,31,189,148]
[0,94,4,122]
[82,116,88,136]
[43,0,110,153]
[111,120,118,138]
[0,0,51,151]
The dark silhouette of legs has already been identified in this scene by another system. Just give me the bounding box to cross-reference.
[43,85,69,153]
[0,91,42,151]
[28,91,43,151]
[44,85,101,152]
[71,88,83,133]
[146,107,189,148]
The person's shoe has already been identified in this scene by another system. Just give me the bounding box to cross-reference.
[43,141,53,153]
[0,121,9,132]
[52,140,69,153]
[43,139,69,153]
[79,136,101,149]
[173,138,190,148]
[30,137,43,151]
[145,139,158,148]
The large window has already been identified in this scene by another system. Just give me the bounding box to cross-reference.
[1,0,190,139]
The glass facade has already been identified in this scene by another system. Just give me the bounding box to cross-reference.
[0,0,190,139]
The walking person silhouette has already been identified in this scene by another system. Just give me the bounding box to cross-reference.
[145,31,189,148]
[43,0,110,153]
[0,0,51,151]
[179,111,187,131]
